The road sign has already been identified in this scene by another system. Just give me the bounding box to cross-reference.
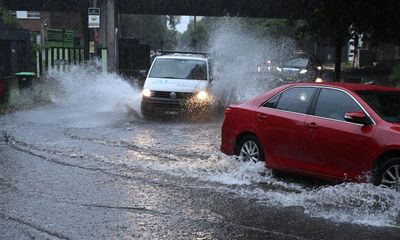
[88,7,100,28]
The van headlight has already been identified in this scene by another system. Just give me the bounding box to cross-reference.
[196,91,208,101]
[300,69,308,74]
[142,89,152,97]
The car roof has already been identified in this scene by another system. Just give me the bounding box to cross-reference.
[286,82,400,92]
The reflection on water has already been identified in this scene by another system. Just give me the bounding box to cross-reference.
[2,61,399,230]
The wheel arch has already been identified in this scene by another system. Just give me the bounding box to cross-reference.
[372,149,400,186]
[374,149,400,170]
[233,131,261,155]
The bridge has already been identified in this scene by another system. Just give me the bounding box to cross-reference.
[2,0,315,18]
[1,0,318,71]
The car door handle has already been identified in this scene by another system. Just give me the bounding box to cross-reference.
[257,113,267,121]
[307,122,318,129]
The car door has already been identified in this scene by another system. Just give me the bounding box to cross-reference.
[255,87,316,170]
[304,88,376,179]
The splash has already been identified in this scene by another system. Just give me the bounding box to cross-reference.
[43,62,142,114]
[120,150,400,228]
[204,17,296,104]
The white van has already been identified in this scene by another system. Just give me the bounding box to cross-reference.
[141,51,214,117]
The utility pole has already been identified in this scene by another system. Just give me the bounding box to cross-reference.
[88,0,99,60]
[105,0,116,72]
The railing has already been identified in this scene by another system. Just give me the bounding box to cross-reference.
[35,47,84,76]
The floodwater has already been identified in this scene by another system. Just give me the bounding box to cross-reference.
[1,64,399,234]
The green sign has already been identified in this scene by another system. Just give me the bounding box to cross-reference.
[47,29,74,48]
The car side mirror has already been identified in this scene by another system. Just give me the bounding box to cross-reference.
[344,112,372,125]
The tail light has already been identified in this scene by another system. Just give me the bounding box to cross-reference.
[224,107,232,115]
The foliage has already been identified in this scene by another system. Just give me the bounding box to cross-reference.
[183,21,208,51]
[119,14,177,50]
[352,0,400,46]
[178,17,217,51]
[389,65,400,84]
[179,17,306,52]
[302,0,400,81]
[241,18,306,41]
[166,15,180,31]
[0,3,19,28]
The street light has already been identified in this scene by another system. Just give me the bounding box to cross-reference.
[41,18,48,46]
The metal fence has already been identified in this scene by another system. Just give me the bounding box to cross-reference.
[35,47,108,76]
[36,47,85,77]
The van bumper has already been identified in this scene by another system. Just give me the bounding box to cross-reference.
[141,97,211,117]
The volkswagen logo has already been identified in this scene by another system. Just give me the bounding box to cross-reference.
[170,92,177,99]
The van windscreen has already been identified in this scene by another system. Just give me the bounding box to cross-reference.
[149,59,207,80]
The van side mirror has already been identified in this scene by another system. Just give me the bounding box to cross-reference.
[139,69,148,77]
[344,112,372,125]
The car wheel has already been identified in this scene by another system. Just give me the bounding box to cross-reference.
[237,135,264,163]
[374,158,400,191]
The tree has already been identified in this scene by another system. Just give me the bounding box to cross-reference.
[355,1,400,47]
[303,1,356,82]
[0,3,19,28]
[119,14,178,50]
[166,15,180,31]
[304,0,400,81]
[241,18,305,40]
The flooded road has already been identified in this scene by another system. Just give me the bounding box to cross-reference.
[0,64,399,239]
[1,103,400,239]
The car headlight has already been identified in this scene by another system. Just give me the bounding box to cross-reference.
[300,69,308,74]
[142,89,152,97]
[317,66,322,70]
[276,67,282,72]
[196,91,208,100]
[315,77,324,83]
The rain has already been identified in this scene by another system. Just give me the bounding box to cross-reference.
[1,1,400,239]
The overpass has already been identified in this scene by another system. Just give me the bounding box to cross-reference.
[2,0,316,18]
[1,0,318,71]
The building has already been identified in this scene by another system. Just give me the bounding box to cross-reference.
[12,10,84,47]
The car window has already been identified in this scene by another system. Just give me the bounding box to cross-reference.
[357,90,400,123]
[264,87,314,114]
[263,94,281,108]
[284,58,309,68]
[314,89,363,121]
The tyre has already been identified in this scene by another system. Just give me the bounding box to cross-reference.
[140,102,153,118]
[374,158,400,191]
[237,135,265,163]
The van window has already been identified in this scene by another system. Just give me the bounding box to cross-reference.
[149,58,207,80]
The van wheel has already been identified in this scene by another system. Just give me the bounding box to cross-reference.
[237,135,264,163]
[374,158,400,191]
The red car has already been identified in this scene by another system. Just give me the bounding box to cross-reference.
[221,82,400,190]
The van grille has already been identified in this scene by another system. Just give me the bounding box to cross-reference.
[153,91,194,99]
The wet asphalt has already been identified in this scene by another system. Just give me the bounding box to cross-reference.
[0,105,399,240]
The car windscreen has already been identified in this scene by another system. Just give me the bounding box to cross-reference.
[283,58,309,68]
[149,58,207,80]
[357,90,400,123]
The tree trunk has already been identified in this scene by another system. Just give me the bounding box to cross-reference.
[334,37,343,82]
[352,35,359,68]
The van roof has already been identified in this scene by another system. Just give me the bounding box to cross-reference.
[155,54,208,61]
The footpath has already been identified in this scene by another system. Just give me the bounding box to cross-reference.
[0,73,49,115]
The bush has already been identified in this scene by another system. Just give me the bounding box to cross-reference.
[0,5,20,28]
[389,64,400,87]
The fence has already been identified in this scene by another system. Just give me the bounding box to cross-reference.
[35,47,108,77]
